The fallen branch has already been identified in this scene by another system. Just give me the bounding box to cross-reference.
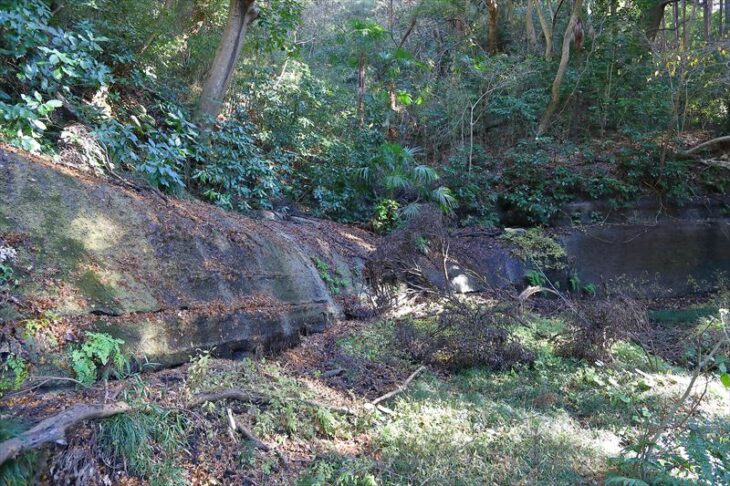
[370,366,426,407]
[698,158,730,170]
[0,402,131,466]
[188,389,269,408]
[226,408,287,467]
[190,388,357,416]
[4,375,90,398]
[518,285,562,301]
[684,135,730,155]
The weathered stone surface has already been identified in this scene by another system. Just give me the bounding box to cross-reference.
[446,220,730,297]
[0,147,374,366]
[560,220,730,297]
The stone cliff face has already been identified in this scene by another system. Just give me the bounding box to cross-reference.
[0,147,374,366]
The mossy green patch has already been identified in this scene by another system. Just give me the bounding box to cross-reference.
[75,270,120,311]
[649,306,719,326]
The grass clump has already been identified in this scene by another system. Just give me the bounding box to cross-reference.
[98,383,187,485]
[0,419,37,486]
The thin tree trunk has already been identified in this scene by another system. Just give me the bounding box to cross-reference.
[726,0,730,34]
[389,0,394,31]
[357,53,366,126]
[673,0,680,46]
[704,0,711,40]
[197,0,257,122]
[526,0,539,48]
[537,0,583,136]
[682,0,687,47]
[536,0,553,58]
[486,0,499,54]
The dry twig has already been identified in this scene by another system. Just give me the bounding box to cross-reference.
[370,366,426,407]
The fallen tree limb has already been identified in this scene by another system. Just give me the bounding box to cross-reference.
[188,389,270,408]
[0,402,131,466]
[698,158,730,170]
[370,366,426,407]
[226,407,287,467]
[684,135,730,155]
[190,388,357,416]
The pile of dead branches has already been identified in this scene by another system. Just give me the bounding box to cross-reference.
[397,298,533,372]
[365,205,452,307]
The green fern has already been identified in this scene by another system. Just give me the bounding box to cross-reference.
[71,332,126,384]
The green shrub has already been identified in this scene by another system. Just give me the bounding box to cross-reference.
[502,228,567,270]
[71,332,126,384]
[0,355,28,396]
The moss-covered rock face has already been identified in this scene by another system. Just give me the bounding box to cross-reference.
[0,148,374,366]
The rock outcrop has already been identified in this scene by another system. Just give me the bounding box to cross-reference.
[0,147,374,366]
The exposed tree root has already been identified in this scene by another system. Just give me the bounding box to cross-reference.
[0,402,131,466]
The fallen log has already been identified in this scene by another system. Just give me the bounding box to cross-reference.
[0,402,131,466]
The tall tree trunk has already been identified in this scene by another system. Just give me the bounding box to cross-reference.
[726,0,730,33]
[704,0,711,41]
[526,0,539,48]
[357,53,366,126]
[643,1,669,41]
[486,0,499,54]
[197,0,257,122]
[536,0,552,58]
[537,0,583,136]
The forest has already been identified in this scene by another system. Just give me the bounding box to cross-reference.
[0,0,729,484]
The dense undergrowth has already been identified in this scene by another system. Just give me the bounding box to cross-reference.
[1,0,728,228]
[2,292,729,485]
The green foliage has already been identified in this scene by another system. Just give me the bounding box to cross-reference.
[71,331,126,384]
[0,354,28,396]
[525,269,548,287]
[0,420,36,486]
[298,455,378,486]
[502,228,567,270]
[194,114,282,211]
[0,264,13,286]
[357,142,456,214]
[98,388,187,485]
[371,199,400,234]
[0,0,110,151]
[312,257,348,295]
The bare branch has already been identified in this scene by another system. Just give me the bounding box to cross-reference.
[0,402,131,466]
